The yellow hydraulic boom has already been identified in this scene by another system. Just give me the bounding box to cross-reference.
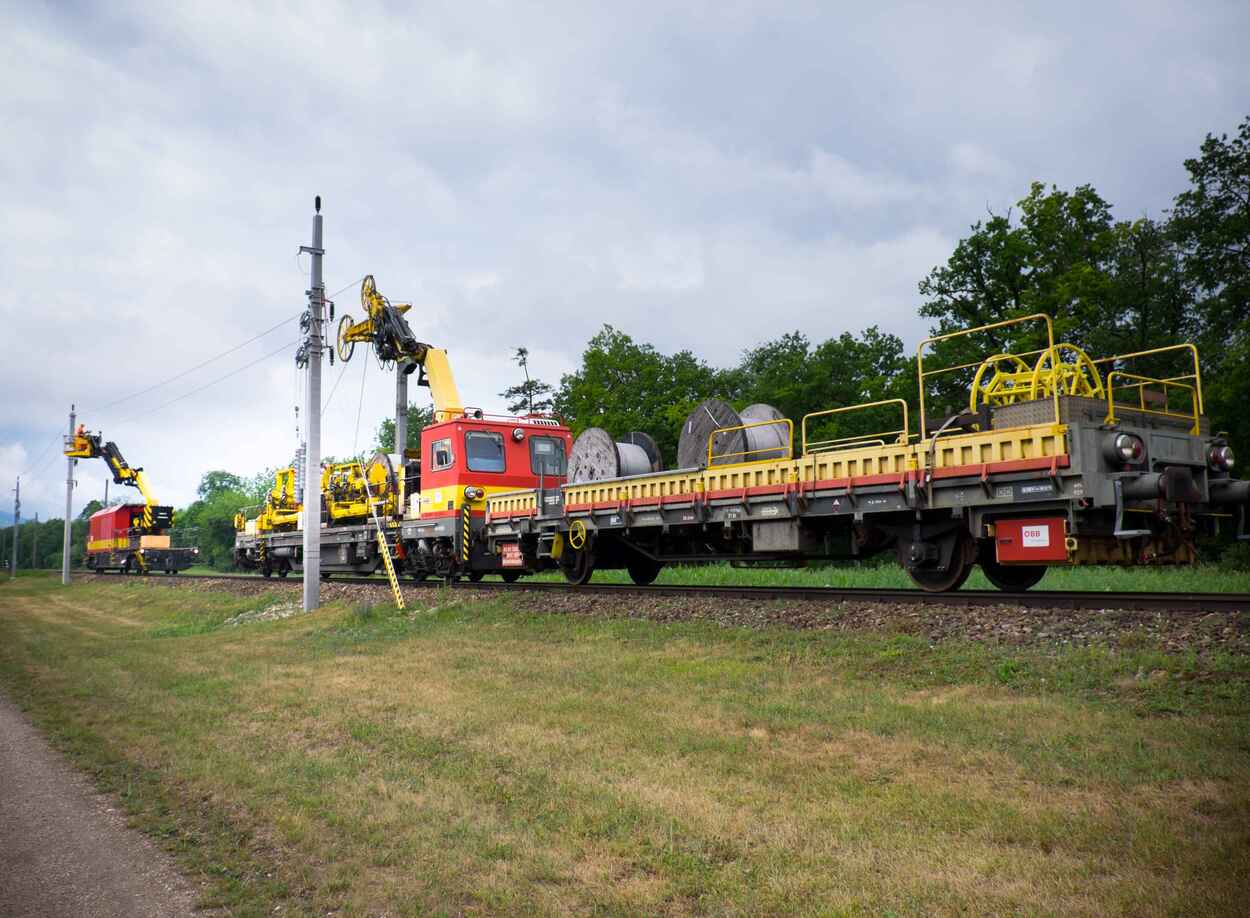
[64,427,159,526]
[63,429,155,505]
[335,275,464,419]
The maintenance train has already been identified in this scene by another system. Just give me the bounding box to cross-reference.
[235,284,1248,592]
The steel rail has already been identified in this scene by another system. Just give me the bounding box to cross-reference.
[86,571,1250,613]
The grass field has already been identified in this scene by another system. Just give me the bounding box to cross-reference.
[1,574,1248,915]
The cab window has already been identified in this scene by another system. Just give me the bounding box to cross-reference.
[465,431,506,472]
[430,437,454,471]
[530,435,567,475]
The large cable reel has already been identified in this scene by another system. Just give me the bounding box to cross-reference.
[677,400,790,469]
[568,429,664,483]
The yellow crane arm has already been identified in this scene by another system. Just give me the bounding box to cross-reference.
[336,275,465,419]
[63,431,158,509]
[422,347,463,419]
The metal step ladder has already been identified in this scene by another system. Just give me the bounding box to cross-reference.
[361,476,404,611]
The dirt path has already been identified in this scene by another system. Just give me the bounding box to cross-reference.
[0,693,202,917]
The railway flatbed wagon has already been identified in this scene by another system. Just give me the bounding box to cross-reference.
[484,315,1248,592]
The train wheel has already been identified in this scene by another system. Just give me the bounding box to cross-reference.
[468,571,484,582]
[500,571,522,583]
[262,567,273,579]
[907,562,972,593]
[626,554,662,586]
[980,557,1047,592]
[906,533,974,593]
[562,549,595,585]
[278,568,289,579]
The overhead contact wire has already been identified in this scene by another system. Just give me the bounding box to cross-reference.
[116,339,301,424]
[88,313,300,413]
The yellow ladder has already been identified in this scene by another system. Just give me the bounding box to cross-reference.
[374,527,404,610]
[361,475,404,611]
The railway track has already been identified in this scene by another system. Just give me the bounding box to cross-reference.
[87,571,1250,613]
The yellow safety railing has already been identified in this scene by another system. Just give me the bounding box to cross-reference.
[916,313,1059,439]
[1105,371,1200,434]
[801,399,910,455]
[707,417,794,467]
[1092,343,1204,423]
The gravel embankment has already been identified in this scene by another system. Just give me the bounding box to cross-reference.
[112,576,1250,656]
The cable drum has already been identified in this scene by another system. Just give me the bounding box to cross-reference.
[568,428,664,483]
[677,399,791,468]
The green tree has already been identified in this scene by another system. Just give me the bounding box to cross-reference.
[376,404,435,454]
[500,347,555,415]
[553,326,730,463]
[175,471,252,569]
[733,327,911,445]
[1170,115,1250,459]
[196,470,246,500]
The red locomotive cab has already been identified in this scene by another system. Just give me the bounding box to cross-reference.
[414,412,571,519]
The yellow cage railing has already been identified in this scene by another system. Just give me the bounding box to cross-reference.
[916,313,1060,439]
[1092,344,1204,435]
[801,399,910,455]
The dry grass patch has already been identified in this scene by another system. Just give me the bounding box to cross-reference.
[1,575,1248,915]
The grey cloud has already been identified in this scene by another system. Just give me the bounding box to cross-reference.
[2,0,1247,517]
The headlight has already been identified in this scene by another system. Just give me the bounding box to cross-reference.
[464,486,485,501]
[1208,444,1235,472]
[1104,432,1145,466]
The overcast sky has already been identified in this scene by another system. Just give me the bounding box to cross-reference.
[2,0,1248,520]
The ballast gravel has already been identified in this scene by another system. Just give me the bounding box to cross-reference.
[114,575,1250,657]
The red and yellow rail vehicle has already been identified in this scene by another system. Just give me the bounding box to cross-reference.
[64,428,199,574]
[233,277,573,581]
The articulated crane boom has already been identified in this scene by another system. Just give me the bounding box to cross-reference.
[335,275,464,419]
[64,428,160,525]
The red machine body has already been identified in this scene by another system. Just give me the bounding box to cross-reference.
[88,504,143,549]
[417,414,573,520]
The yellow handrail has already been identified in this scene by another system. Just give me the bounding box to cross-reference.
[801,399,910,455]
[1091,343,1203,416]
[706,417,794,467]
[916,313,1058,439]
[1105,371,1200,435]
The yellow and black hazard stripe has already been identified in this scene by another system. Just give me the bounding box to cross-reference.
[461,504,472,563]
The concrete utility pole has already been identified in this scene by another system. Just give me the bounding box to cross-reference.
[299,197,325,612]
[62,405,75,585]
[32,512,38,569]
[10,477,19,580]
